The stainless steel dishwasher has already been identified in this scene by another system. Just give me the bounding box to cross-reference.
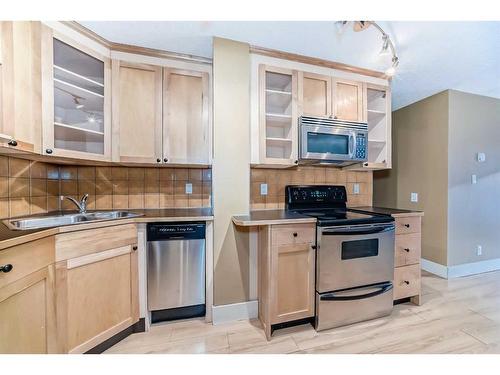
[147,222,206,323]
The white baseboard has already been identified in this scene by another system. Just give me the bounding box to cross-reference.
[448,258,500,278]
[212,300,258,325]
[421,257,500,279]
[421,258,448,278]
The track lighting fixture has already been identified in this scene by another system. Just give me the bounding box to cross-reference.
[335,21,399,77]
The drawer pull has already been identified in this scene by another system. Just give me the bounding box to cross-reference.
[293,232,298,237]
[0,264,13,273]
[403,280,410,285]
[404,248,410,252]
[404,224,410,228]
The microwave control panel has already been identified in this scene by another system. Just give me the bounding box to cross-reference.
[355,134,367,160]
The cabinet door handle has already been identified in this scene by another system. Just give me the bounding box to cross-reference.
[311,245,317,250]
[8,139,17,147]
[0,264,13,273]
[163,158,168,163]
[403,280,410,285]
[132,245,138,251]
[156,158,161,163]
[46,148,53,154]
[404,248,410,252]
[404,224,410,228]
[292,232,298,237]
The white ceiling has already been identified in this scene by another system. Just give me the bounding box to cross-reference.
[81,21,500,110]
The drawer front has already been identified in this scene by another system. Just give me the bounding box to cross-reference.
[395,233,421,267]
[394,264,421,300]
[271,223,315,246]
[56,224,137,261]
[0,236,55,288]
[395,216,421,235]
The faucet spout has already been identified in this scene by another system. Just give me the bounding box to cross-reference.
[64,194,89,213]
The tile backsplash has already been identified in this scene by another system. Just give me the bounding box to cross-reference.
[0,156,212,219]
[250,166,373,210]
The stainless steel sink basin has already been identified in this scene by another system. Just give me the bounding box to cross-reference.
[3,211,143,230]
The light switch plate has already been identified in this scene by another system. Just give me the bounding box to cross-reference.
[410,192,418,203]
[260,183,268,196]
[353,183,360,194]
[471,174,477,184]
[185,183,193,194]
[477,153,486,162]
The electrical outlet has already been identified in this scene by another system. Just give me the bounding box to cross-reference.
[477,153,486,162]
[477,245,482,256]
[260,183,268,196]
[185,183,193,194]
[471,174,477,184]
[410,192,418,203]
[353,183,360,194]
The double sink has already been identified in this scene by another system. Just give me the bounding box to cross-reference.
[4,211,142,230]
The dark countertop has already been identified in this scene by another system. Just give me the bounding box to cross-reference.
[0,208,213,250]
[232,210,316,226]
[232,206,423,227]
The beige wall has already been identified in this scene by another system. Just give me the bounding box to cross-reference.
[374,91,449,266]
[447,90,500,266]
[212,38,251,305]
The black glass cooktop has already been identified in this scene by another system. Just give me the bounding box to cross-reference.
[292,209,394,227]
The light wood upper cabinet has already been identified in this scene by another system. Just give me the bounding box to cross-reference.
[111,60,162,163]
[259,65,298,166]
[55,225,139,354]
[163,68,210,165]
[0,21,42,153]
[332,78,364,122]
[299,72,332,118]
[41,26,112,161]
[0,237,57,354]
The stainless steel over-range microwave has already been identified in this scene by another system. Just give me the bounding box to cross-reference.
[299,116,368,166]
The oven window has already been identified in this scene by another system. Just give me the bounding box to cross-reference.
[307,132,349,155]
[341,239,379,260]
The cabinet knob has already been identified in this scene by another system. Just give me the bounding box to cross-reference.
[46,148,53,154]
[132,245,138,251]
[403,280,410,285]
[156,158,161,163]
[294,160,298,164]
[311,245,317,250]
[293,232,298,237]
[404,224,410,228]
[8,139,17,147]
[0,264,13,273]
[404,248,410,252]
[163,158,168,163]
[333,116,338,119]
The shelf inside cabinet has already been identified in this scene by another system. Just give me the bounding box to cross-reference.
[265,71,292,92]
[266,113,292,121]
[54,65,104,96]
[266,137,293,147]
[54,122,104,144]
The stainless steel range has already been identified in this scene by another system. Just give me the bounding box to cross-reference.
[285,185,395,331]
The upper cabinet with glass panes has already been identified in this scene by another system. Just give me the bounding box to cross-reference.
[41,30,111,161]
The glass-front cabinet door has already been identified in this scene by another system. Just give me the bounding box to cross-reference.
[41,28,111,161]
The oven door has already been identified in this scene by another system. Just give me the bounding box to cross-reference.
[300,123,355,162]
[316,223,395,293]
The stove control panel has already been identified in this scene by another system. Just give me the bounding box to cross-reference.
[286,185,347,210]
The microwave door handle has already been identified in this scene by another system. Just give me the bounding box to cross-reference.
[320,283,393,301]
[349,133,355,158]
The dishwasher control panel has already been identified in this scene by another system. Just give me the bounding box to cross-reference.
[147,222,206,241]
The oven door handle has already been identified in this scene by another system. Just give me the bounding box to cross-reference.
[320,282,393,301]
[321,224,395,236]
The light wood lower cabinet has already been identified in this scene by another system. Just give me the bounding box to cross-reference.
[392,214,422,305]
[54,224,139,354]
[259,223,315,340]
[0,237,57,353]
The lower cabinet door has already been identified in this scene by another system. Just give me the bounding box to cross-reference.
[272,243,315,324]
[56,245,139,353]
[0,265,56,354]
